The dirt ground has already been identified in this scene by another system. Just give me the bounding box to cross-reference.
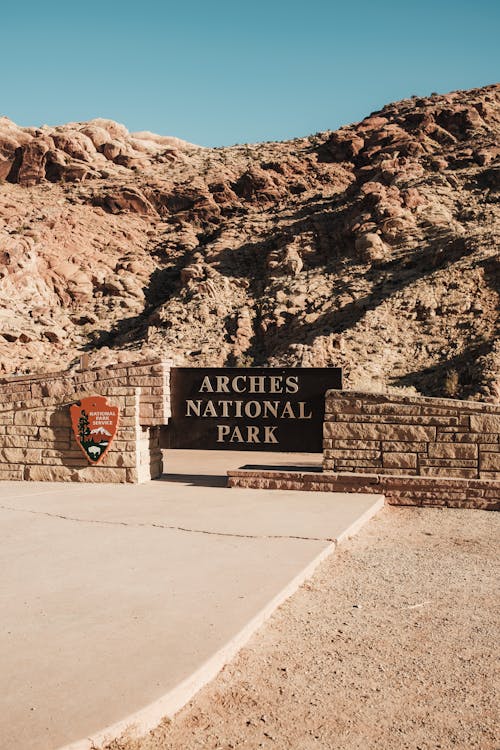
[99,506,499,750]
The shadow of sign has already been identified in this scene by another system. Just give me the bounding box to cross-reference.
[164,367,342,452]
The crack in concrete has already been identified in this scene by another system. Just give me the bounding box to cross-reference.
[0,504,336,544]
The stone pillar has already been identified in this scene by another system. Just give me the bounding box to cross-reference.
[0,360,172,483]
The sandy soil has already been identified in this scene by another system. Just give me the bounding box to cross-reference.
[100,506,499,750]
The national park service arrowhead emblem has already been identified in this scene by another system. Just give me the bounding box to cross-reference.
[70,396,119,464]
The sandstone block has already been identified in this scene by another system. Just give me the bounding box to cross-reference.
[74,466,129,483]
[437,432,499,443]
[118,428,139,439]
[418,497,449,507]
[82,378,125,390]
[126,468,140,483]
[103,366,129,377]
[128,376,161,387]
[330,439,381,449]
[420,406,460,416]
[366,404,423,416]
[40,456,82,466]
[136,461,162,482]
[72,377,95,388]
[100,452,137,468]
[470,414,500,434]
[392,490,453,502]
[384,475,469,490]
[420,466,477,478]
[38,426,70,440]
[334,456,382,466]
[120,407,137,418]
[325,398,362,413]
[381,441,427,452]
[335,414,457,426]
[25,465,74,482]
[0,390,30,403]
[22,398,47,410]
[325,449,381,459]
[419,458,477,468]
[5,426,37,436]
[143,417,165,426]
[0,436,29,448]
[13,411,37,426]
[483,488,500,500]
[31,439,70,450]
[139,394,164,404]
[383,452,417,469]
[113,440,141,452]
[151,386,166,396]
[0,447,41,462]
[428,443,478,459]
[0,462,29,471]
[385,495,422,507]
[324,421,436,442]
[116,418,138,431]
[377,467,418,476]
[0,468,24,480]
[479,452,500,471]
[41,448,78,459]
[41,381,70,398]
[127,365,158,376]
[479,471,500,481]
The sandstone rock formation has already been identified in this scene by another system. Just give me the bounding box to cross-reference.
[0,84,498,400]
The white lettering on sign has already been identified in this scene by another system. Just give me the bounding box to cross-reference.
[196,374,300,394]
[216,424,279,444]
[185,373,314,446]
[185,399,312,420]
[88,410,114,426]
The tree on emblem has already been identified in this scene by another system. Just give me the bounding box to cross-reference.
[78,410,91,445]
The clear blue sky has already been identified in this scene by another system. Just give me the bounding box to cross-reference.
[1,0,498,146]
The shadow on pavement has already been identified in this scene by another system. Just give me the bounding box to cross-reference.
[160,473,228,488]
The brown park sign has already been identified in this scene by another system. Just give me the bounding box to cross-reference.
[70,396,119,464]
[166,367,342,452]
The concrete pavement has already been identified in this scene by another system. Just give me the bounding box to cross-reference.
[0,451,383,750]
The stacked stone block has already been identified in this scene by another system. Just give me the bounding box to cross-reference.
[227,469,499,510]
[323,391,500,481]
[228,390,499,509]
[0,360,171,483]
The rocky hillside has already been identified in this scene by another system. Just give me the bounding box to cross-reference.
[0,84,498,400]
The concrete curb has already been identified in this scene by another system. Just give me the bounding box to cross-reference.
[57,495,384,750]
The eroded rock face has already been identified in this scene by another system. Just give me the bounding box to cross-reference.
[0,84,499,400]
[0,117,195,186]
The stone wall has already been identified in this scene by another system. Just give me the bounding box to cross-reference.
[0,360,171,483]
[229,390,500,509]
[323,391,500,481]
[227,469,499,510]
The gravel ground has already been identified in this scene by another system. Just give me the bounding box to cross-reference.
[100,506,499,750]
